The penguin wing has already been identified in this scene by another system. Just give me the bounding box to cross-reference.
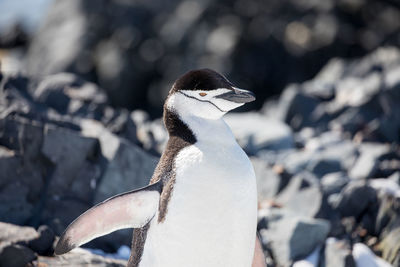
[55,181,162,255]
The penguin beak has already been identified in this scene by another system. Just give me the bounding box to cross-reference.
[216,88,256,103]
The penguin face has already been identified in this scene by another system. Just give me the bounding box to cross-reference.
[167,69,256,120]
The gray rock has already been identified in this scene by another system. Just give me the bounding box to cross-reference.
[251,157,281,200]
[349,143,391,180]
[0,129,44,225]
[42,125,100,202]
[321,172,350,196]
[260,209,330,266]
[80,120,158,203]
[275,171,322,218]
[95,138,158,203]
[225,112,294,154]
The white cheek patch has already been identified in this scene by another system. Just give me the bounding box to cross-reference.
[179,88,231,102]
[168,88,244,120]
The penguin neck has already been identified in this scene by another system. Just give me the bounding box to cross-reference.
[164,108,235,145]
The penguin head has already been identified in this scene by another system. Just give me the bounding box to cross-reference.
[166,69,256,120]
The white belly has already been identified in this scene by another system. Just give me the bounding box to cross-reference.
[139,142,257,267]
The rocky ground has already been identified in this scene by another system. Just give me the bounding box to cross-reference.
[0,44,399,266]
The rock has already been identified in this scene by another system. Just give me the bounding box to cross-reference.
[225,112,294,154]
[349,143,391,180]
[277,85,321,131]
[275,171,322,218]
[0,117,46,225]
[28,225,55,255]
[34,73,108,117]
[321,172,350,196]
[0,222,39,244]
[42,125,100,201]
[260,209,330,266]
[95,139,158,203]
[333,181,379,233]
[333,181,378,218]
[0,244,37,267]
[321,238,355,267]
[80,119,158,203]
[251,157,281,200]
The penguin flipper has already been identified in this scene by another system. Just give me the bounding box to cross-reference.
[55,181,162,255]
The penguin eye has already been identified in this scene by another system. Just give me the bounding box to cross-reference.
[199,92,207,97]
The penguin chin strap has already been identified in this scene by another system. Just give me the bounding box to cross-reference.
[55,181,162,255]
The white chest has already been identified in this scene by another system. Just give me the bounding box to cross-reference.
[140,141,257,267]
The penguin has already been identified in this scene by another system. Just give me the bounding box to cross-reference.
[55,69,259,267]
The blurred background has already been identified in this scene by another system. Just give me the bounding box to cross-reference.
[2,0,400,115]
[0,0,399,266]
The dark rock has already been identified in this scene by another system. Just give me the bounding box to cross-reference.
[332,181,379,234]
[0,23,29,48]
[309,158,342,178]
[28,225,55,255]
[277,85,321,131]
[0,222,38,266]
[42,125,100,201]
[0,244,37,267]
